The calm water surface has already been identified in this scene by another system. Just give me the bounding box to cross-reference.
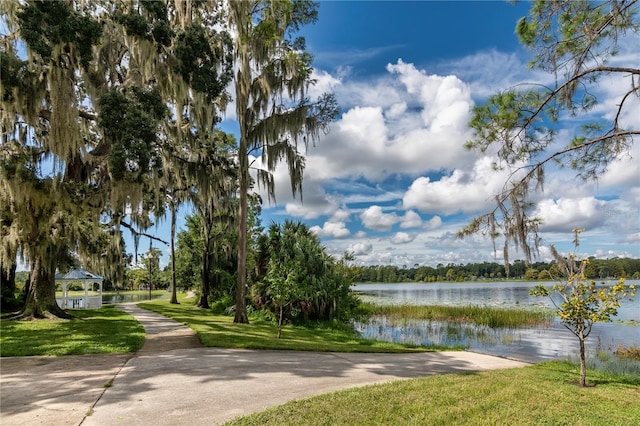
[102,293,165,304]
[352,281,640,363]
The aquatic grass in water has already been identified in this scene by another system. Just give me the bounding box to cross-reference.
[361,303,554,328]
[354,303,556,356]
[574,352,640,380]
[614,345,640,360]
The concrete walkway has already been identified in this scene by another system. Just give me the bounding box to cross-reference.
[1,304,530,426]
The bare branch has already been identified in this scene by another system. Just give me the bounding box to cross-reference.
[118,221,169,246]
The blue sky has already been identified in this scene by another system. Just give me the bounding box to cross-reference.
[153,1,639,269]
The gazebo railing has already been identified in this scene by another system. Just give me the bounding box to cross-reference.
[56,295,102,309]
[56,295,101,309]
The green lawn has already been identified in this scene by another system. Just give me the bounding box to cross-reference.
[226,361,640,425]
[138,297,459,353]
[0,306,145,356]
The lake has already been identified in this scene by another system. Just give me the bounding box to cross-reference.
[102,293,166,304]
[352,280,640,363]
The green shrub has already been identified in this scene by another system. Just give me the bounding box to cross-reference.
[210,294,234,315]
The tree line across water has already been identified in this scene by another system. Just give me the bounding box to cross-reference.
[350,258,640,284]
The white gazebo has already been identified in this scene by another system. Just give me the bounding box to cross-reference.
[55,268,103,309]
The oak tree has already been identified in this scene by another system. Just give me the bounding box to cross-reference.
[0,0,231,318]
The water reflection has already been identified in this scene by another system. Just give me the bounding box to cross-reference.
[352,281,640,363]
[102,293,165,304]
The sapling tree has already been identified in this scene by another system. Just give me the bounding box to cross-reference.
[265,257,306,339]
[530,229,636,387]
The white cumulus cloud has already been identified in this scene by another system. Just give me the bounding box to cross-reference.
[349,241,373,256]
[424,216,443,230]
[360,206,399,231]
[402,156,517,215]
[400,210,423,229]
[534,197,608,232]
[390,232,416,244]
[310,221,351,238]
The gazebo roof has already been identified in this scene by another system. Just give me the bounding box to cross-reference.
[56,268,103,280]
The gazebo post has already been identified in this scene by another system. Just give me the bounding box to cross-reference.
[84,281,89,309]
[62,282,68,309]
[98,279,103,308]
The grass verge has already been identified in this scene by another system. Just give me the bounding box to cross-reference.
[0,306,145,356]
[139,297,459,353]
[226,361,640,425]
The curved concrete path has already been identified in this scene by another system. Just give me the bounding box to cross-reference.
[1,304,529,426]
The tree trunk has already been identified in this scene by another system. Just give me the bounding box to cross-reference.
[277,304,283,339]
[170,202,179,304]
[1,261,18,310]
[234,139,249,323]
[21,255,71,319]
[579,334,587,387]
[233,7,250,324]
[198,245,210,309]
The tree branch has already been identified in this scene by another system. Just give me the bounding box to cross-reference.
[119,221,169,246]
[38,109,97,122]
[499,130,638,216]
[514,66,639,143]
